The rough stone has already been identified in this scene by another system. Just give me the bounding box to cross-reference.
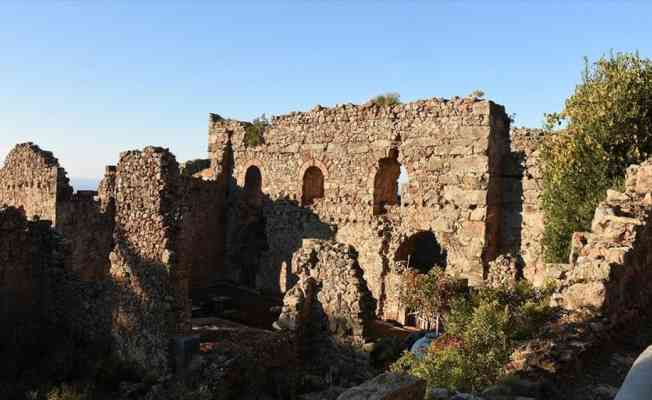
[335,372,426,400]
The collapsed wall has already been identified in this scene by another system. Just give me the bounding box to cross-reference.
[209,96,511,318]
[276,239,376,342]
[554,159,652,321]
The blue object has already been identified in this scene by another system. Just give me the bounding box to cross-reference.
[410,331,439,359]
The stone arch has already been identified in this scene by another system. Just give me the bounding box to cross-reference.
[298,159,329,205]
[395,230,447,273]
[302,167,325,206]
[239,159,264,191]
[372,148,401,215]
[244,165,262,194]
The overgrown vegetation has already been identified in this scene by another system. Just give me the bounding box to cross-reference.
[398,268,466,334]
[541,52,652,261]
[370,92,401,107]
[244,114,269,147]
[391,279,556,393]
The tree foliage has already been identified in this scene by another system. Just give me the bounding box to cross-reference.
[542,52,652,261]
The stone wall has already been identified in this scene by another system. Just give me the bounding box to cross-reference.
[554,159,652,322]
[276,239,376,342]
[501,128,546,282]
[209,96,511,318]
[109,146,226,374]
[0,206,58,373]
[177,176,225,291]
[0,142,72,224]
[109,147,190,375]
[57,191,115,280]
[0,144,115,281]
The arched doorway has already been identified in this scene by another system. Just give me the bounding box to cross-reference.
[244,165,262,194]
[302,166,324,206]
[395,231,446,273]
[373,149,401,215]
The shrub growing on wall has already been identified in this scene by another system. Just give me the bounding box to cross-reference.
[244,114,269,148]
[542,52,652,262]
[370,92,401,107]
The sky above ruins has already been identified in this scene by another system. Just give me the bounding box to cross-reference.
[1,2,652,188]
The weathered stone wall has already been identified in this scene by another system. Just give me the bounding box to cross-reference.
[501,128,546,282]
[0,144,115,281]
[209,97,511,318]
[110,147,190,375]
[276,239,376,342]
[177,176,225,291]
[0,206,58,371]
[554,159,652,322]
[0,142,72,224]
[57,191,114,281]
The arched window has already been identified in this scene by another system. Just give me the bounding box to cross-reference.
[244,165,262,194]
[373,149,401,215]
[395,231,446,273]
[302,166,324,206]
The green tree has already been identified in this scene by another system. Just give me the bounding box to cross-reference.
[542,52,652,261]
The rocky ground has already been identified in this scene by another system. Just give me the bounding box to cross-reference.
[557,313,652,400]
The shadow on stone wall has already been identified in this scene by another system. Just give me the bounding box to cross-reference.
[225,185,336,295]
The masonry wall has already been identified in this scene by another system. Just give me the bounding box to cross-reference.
[555,159,652,322]
[0,206,58,374]
[178,176,226,291]
[209,97,511,318]
[109,147,190,375]
[0,144,116,281]
[501,128,546,282]
[0,142,72,224]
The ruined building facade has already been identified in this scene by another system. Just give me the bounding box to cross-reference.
[0,95,555,372]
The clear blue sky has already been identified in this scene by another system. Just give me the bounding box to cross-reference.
[1,1,651,188]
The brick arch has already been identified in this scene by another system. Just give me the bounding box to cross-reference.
[238,159,265,189]
[298,159,329,205]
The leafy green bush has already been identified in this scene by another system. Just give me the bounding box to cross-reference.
[370,92,401,107]
[244,114,269,147]
[542,52,652,261]
[391,281,556,394]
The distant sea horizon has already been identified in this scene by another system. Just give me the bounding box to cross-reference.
[70,177,100,191]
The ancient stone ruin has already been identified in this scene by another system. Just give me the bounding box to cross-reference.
[1,95,649,398]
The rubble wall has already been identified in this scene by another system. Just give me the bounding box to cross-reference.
[0,206,58,371]
[209,97,511,317]
[0,142,72,224]
[555,159,652,322]
[109,147,190,375]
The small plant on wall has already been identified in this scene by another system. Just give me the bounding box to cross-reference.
[370,92,401,107]
[244,114,270,148]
